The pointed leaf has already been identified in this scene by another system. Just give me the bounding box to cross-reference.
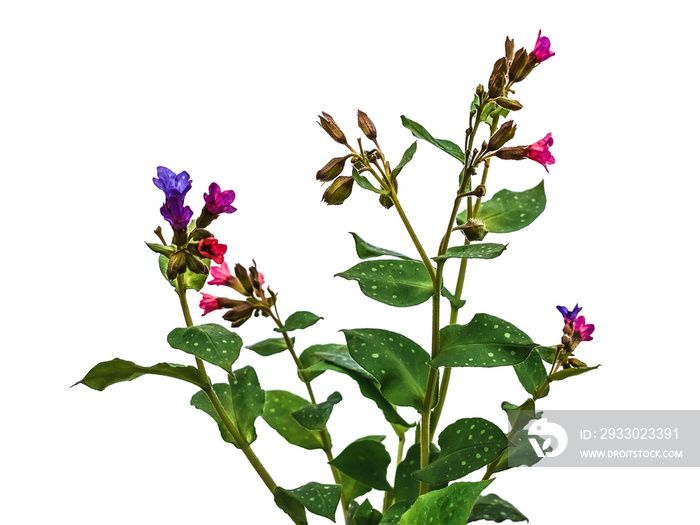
[441,286,466,310]
[274,311,323,333]
[350,232,413,260]
[413,418,507,485]
[274,487,308,525]
[493,429,545,472]
[468,493,528,523]
[74,358,207,391]
[298,343,347,381]
[399,481,493,525]
[380,501,411,524]
[392,141,418,178]
[247,336,291,357]
[350,499,383,525]
[158,253,210,291]
[336,259,434,307]
[400,116,465,163]
[292,392,342,430]
[352,168,388,195]
[433,243,507,261]
[145,242,174,257]
[394,443,441,505]
[513,350,549,397]
[548,365,601,381]
[434,313,536,368]
[343,328,430,410]
[329,436,392,491]
[263,390,325,450]
[479,100,510,127]
[281,482,342,522]
[167,324,242,374]
[474,181,546,233]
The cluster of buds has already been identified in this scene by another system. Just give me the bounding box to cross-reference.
[148,167,236,280]
[489,30,555,98]
[316,110,396,208]
[555,304,595,369]
[200,261,275,327]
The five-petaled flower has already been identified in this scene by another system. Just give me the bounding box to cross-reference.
[531,30,555,63]
[204,183,237,215]
[199,293,222,315]
[153,166,192,198]
[524,133,555,172]
[198,237,227,264]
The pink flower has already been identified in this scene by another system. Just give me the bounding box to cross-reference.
[198,237,227,264]
[209,262,234,286]
[203,183,237,216]
[524,133,555,172]
[531,30,555,63]
[574,315,595,342]
[200,293,221,315]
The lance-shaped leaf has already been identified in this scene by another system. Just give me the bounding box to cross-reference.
[350,232,413,260]
[343,328,431,410]
[468,493,528,523]
[247,336,291,357]
[158,254,210,291]
[433,243,507,261]
[513,349,550,397]
[190,366,264,447]
[493,428,545,473]
[292,391,342,430]
[548,365,601,381]
[352,168,388,195]
[399,480,493,525]
[394,443,441,505]
[329,436,392,491]
[336,259,434,307]
[400,116,465,163]
[74,358,208,391]
[274,311,323,333]
[413,418,507,485]
[263,390,325,450]
[434,313,537,368]
[392,141,418,178]
[167,324,242,374]
[456,181,546,233]
[276,482,342,522]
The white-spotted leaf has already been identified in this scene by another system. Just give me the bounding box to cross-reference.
[168,324,242,374]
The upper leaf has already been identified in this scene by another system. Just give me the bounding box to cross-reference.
[433,243,507,261]
[292,391,342,430]
[468,493,528,523]
[167,324,242,374]
[399,480,493,525]
[513,349,550,397]
[263,390,325,450]
[74,358,207,391]
[274,311,324,333]
[278,482,342,522]
[247,337,291,357]
[350,232,413,260]
[392,141,418,178]
[401,116,465,163]
[329,436,392,491]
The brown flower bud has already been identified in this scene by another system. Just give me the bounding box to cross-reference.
[488,57,508,98]
[494,97,523,111]
[185,251,208,275]
[166,250,188,280]
[457,218,488,241]
[234,263,255,295]
[222,300,256,328]
[379,178,398,209]
[357,110,378,142]
[316,155,351,182]
[494,146,527,161]
[505,37,515,63]
[509,48,536,83]
[475,84,484,97]
[318,112,347,145]
[322,176,354,205]
[488,120,517,151]
[568,357,588,368]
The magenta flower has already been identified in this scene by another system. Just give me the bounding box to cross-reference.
[524,133,555,172]
[209,262,233,286]
[160,195,193,231]
[204,183,237,215]
[557,303,595,343]
[200,293,221,315]
[198,237,227,264]
[574,315,595,342]
[531,30,555,63]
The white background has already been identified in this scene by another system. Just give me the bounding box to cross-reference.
[2,1,698,523]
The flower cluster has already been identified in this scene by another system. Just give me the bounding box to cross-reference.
[556,303,595,368]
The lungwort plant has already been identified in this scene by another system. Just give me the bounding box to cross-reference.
[76,31,599,524]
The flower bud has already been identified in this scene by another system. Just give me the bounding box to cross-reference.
[475,84,484,97]
[488,120,517,151]
[488,57,508,98]
[316,155,351,182]
[357,110,378,142]
[185,252,208,274]
[494,146,527,161]
[234,263,255,295]
[505,37,514,63]
[568,357,588,368]
[322,176,354,205]
[509,48,535,83]
[222,300,256,328]
[458,218,488,241]
[318,112,347,145]
[494,97,523,111]
[166,250,188,280]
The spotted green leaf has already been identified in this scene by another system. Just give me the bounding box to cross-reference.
[379,501,411,524]
[413,418,507,486]
[247,336,292,357]
[263,390,325,450]
[433,243,507,261]
[350,499,383,525]
[399,480,493,525]
[167,324,242,374]
[158,253,210,291]
[274,311,323,333]
[277,482,342,522]
[337,259,434,307]
[74,358,207,391]
[343,328,431,410]
[190,366,264,447]
[292,391,342,430]
[468,493,528,523]
[493,429,545,473]
[349,232,413,260]
[394,443,441,506]
[513,349,550,397]
[400,116,465,163]
[274,487,308,525]
[329,436,392,491]
[434,314,536,368]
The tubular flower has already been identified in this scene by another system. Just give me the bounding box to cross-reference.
[204,183,237,215]
[556,304,583,326]
[531,30,555,63]
[160,195,193,231]
[557,303,595,354]
[153,166,192,198]
[198,237,227,264]
[200,293,222,315]
[524,133,555,172]
[208,262,234,286]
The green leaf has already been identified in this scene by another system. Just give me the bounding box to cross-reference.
[74,358,207,391]
[476,181,546,233]
[340,472,372,503]
[441,286,466,310]
[167,324,242,374]
[336,259,434,307]
[278,482,342,522]
[479,100,510,127]
[548,365,601,381]
[513,350,549,397]
[394,443,441,505]
[329,436,392,491]
[392,141,418,178]
[399,480,493,525]
[433,243,507,261]
[493,429,544,473]
[400,116,465,163]
[468,493,528,523]
[502,398,539,433]
[145,242,174,257]
[158,253,210,291]
[247,337,292,357]
[413,418,507,486]
[535,345,558,364]
[434,313,536,368]
[274,487,308,525]
[350,499,383,525]
[274,311,323,333]
[350,232,413,260]
[292,391,342,430]
[190,366,264,447]
[304,346,412,427]
[352,168,388,195]
[343,328,431,410]
[263,390,325,450]
[380,501,412,524]
[298,343,347,381]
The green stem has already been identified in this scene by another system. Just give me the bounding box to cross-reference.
[390,188,437,284]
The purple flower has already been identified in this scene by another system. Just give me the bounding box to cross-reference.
[204,183,237,215]
[557,304,582,324]
[160,195,193,231]
[557,303,595,344]
[153,166,192,198]
[531,30,555,63]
